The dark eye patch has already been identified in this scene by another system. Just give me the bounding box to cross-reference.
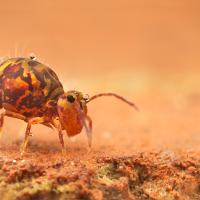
[67,95,75,103]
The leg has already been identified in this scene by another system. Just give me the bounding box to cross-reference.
[20,117,45,155]
[0,112,5,139]
[0,110,26,139]
[52,118,65,153]
[85,115,93,150]
[20,121,31,155]
[4,110,26,120]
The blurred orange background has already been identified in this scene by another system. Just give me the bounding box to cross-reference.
[0,0,200,153]
[0,0,200,88]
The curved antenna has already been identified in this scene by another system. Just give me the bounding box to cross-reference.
[88,93,139,111]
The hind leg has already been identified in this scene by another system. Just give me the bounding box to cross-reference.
[0,110,26,139]
[0,90,4,138]
[0,112,4,139]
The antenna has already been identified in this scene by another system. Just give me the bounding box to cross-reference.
[88,93,139,111]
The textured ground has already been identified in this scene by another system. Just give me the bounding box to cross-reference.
[0,146,200,200]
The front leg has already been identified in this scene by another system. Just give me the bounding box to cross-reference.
[52,117,65,153]
[20,117,45,155]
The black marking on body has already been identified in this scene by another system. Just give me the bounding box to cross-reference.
[28,60,39,67]
[18,93,46,109]
[4,89,25,105]
[30,65,64,100]
[20,71,33,91]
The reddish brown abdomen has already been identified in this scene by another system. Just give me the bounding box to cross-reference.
[0,58,64,118]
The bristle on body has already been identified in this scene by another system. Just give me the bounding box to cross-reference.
[88,93,139,111]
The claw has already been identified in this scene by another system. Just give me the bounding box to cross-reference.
[61,148,67,155]
[86,130,92,149]
[20,150,25,157]
[87,146,92,154]
[20,138,29,156]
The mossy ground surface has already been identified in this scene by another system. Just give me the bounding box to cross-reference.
[0,145,200,200]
